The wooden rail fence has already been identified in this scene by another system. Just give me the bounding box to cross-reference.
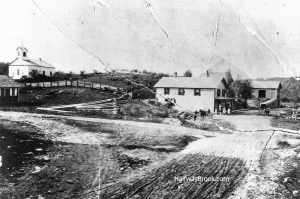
[25,80,125,93]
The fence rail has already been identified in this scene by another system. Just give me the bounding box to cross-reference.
[25,80,125,93]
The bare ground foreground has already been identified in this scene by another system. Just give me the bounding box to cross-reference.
[0,112,300,198]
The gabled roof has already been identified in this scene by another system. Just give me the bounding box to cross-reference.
[252,81,282,89]
[207,59,250,80]
[0,75,21,87]
[154,74,227,89]
[10,58,55,69]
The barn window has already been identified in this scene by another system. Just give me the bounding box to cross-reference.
[43,71,45,75]
[217,89,220,97]
[178,88,185,95]
[222,89,226,97]
[50,72,53,76]
[17,69,19,75]
[164,88,170,95]
[23,52,26,57]
[194,89,201,96]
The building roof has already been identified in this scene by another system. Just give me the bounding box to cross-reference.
[206,59,250,80]
[10,58,55,69]
[154,74,227,89]
[252,81,282,89]
[0,75,21,87]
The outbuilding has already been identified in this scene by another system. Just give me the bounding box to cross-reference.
[0,75,21,104]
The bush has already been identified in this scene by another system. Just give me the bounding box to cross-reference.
[281,97,290,102]
[277,140,291,148]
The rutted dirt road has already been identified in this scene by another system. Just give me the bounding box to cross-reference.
[0,111,299,198]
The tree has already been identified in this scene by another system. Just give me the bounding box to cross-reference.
[29,69,39,78]
[0,62,9,75]
[80,70,86,78]
[225,70,235,98]
[183,69,192,77]
[237,79,253,104]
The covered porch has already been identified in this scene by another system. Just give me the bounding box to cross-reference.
[214,97,236,114]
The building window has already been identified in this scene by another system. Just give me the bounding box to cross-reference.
[11,88,15,96]
[18,52,20,56]
[217,89,220,97]
[17,69,19,75]
[222,89,226,97]
[12,72,14,77]
[194,89,201,96]
[164,88,170,95]
[43,71,45,75]
[23,52,26,57]
[178,88,185,95]
[50,72,53,76]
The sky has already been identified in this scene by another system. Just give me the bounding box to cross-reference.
[0,0,300,78]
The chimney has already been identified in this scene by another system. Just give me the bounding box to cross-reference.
[39,58,41,61]
[206,70,209,77]
[174,72,177,78]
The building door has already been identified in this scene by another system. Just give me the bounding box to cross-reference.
[258,90,266,98]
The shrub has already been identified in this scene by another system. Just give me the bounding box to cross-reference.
[277,140,291,148]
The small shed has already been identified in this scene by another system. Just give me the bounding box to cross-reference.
[0,75,21,104]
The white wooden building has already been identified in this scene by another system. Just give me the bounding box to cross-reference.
[9,44,55,79]
[154,74,235,112]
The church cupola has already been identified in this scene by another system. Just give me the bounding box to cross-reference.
[16,42,29,60]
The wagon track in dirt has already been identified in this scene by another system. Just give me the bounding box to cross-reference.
[99,154,247,199]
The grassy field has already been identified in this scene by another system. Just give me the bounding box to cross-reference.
[271,117,300,131]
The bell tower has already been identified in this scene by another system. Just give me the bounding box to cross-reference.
[16,42,28,60]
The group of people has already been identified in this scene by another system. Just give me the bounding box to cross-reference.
[218,104,231,115]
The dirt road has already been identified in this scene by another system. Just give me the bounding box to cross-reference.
[0,111,299,198]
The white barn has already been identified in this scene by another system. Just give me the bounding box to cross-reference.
[154,74,235,112]
[9,44,55,79]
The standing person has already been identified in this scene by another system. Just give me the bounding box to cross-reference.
[207,109,211,119]
[137,94,141,101]
[193,110,198,121]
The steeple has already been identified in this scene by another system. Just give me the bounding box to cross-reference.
[16,42,28,60]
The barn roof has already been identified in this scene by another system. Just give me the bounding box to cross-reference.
[0,75,21,87]
[252,81,282,89]
[154,74,227,89]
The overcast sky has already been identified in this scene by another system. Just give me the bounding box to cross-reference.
[0,0,300,78]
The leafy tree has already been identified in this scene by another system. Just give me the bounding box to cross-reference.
[237,79,253,104]
[225,70,235,98]
[0,62,9,75]
[80,70,86,78]
[29,69,39,78]
[183,69,192,77]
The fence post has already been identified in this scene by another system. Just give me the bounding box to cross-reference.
[43,82,45,87]
[65,80,67,86]
[70,80,72,87]
[77,80,78,87]
[30,82,32,86]
[50,82,52,87]
[100,84,101,90]
[83,82,85,87]
[91,82,93,89]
